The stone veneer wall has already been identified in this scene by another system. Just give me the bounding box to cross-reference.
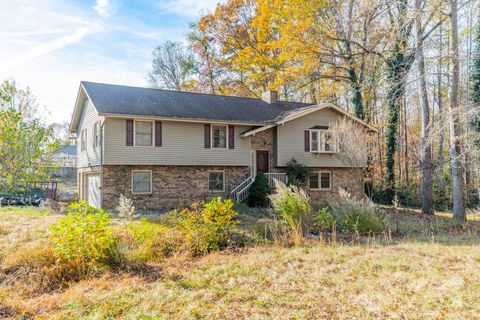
[250,127,281,172]
[305,167,364,204]
[102,165,250,209]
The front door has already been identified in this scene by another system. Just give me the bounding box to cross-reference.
[256,151,269,174]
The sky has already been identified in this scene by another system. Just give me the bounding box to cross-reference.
[0,0,221,124]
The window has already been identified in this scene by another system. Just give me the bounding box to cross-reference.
[80,129,87,152]
[132,170,152,194]
[310,130,334,153]
[212,125,227,149]
[135,120,153,146]
[208,171,225,192]
[93,122,100,148]
[309,171,331,190]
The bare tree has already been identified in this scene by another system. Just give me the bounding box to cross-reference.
[330,117,372,190]
[414,0,434,214]
[147,41,194,90]
[448,0,466,221]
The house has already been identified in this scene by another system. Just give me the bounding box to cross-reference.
[68,82,376,209]
[50,145,77,200]
[52,145,77,168]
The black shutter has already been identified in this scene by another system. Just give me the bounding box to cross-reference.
[155,121,162,147]
[204,124,211,148]
[304,130,310,152]
[228,125,234,149]
[126,119,134,146]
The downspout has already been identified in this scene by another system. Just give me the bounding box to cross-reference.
[100,119,105,208]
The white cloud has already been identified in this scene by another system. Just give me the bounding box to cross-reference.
[3,27,96,69]
[93,0,119,17]
[157,0,222,17]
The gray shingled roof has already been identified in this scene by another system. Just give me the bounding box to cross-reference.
[81,81,313,123]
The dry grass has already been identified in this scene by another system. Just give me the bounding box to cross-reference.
[1,206,480,319]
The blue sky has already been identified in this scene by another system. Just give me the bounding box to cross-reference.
[0,0,221,124]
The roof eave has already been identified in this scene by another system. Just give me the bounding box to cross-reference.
[99,112,272,126]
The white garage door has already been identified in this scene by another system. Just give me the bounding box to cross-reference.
[86,174,101,209]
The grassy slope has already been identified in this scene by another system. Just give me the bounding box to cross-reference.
[1,207,480,319]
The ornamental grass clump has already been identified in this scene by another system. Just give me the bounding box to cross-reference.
[330,189,382,236]
[268,180,311,245]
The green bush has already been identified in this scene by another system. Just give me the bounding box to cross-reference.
[247,172,271,207]
[330,189,382,235]
[50,201,118,276]
[164,197,239,256]
[286,158,311,185]
[313,208,334,233]
[268,180,311,245]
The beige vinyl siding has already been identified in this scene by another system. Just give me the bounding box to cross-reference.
[77,99,103,168]
[277,108,363,167]
[103,118,251,166]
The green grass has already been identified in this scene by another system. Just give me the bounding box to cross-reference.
[1,206,480,319]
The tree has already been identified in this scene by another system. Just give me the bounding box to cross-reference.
[471,12,480,198]
[448,0,465,221]
[0,82,58,192]
[384,0,415,204]
[330,117,371,189]
[147,41,195,90]
[414,0,433,214]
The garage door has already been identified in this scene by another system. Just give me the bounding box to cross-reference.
[86,174,101,209]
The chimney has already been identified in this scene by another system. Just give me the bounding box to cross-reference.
[261,90,278,104]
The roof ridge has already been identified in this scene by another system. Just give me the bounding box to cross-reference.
[80,81,311,105]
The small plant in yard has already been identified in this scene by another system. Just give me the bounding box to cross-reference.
[268,180,311,245]
[314,207,335,233]
[330,189,382,235]
[164,197,239,256]
[116,194,135,219]
[247,172,271,207]
[50,201,119,277]
[123,219,182,262]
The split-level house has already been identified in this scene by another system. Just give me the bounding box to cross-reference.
[69,82,376,209]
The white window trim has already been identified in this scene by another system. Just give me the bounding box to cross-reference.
[211,124,228,149]
[131,170,153,195]
[93,122,100,148]
[310,171,332,191]
[133,119,155,147]
[208,170,225,192]
[80,129,87,152]
[309,129,335,153]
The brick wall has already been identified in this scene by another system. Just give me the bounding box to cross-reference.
[305,167,364,205]
[102,165,250,209]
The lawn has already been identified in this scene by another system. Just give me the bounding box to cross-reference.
[1,206,480,319]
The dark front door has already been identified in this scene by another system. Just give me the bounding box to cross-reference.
[256,151,269,174]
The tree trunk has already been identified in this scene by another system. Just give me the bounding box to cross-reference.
[437,27,446,207]
[415,0,434,214]
[384,0,413,204]
[448,0,466,221]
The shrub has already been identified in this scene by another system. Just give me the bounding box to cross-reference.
[313,208,335,233]
[50,201,118,277]
[286,158,311,186]
[268,180,311,245]
[164,197,239,256]
[247,172,271,207]
[330,189,382,235]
